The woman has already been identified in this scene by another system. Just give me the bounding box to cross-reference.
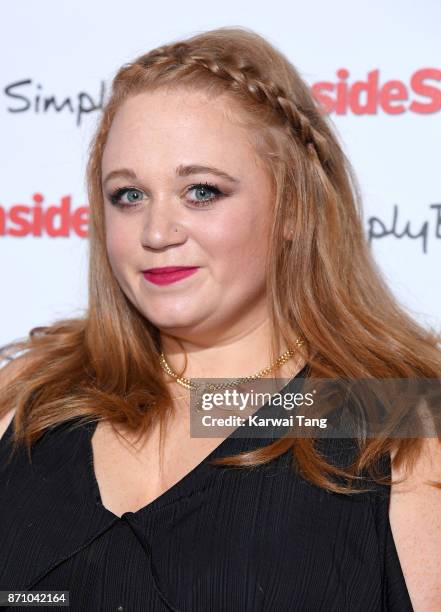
[1,26,440,612]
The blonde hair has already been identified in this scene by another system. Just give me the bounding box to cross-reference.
[2,26,441,493]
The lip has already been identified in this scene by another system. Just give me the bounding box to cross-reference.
[142,266,200,286]
[144,266,198,273]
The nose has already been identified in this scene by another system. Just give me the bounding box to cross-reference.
[139,195,186,249]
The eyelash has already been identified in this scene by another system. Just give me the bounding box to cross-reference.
[107,181,224,210]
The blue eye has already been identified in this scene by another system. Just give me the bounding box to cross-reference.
[109,187,144,208]
[186,182,223,207]
[107,182,224,210]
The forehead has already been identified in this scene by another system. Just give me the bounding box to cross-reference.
[101,88,264,173]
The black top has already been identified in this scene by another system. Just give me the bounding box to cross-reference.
[0,365,413,611]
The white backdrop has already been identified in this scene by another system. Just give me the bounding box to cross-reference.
[1,0,440,348]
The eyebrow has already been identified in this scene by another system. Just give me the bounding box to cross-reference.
[102,164,240,188]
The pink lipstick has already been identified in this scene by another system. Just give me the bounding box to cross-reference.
[142,266,200,286]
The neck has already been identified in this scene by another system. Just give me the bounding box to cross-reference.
[159,318,305,382]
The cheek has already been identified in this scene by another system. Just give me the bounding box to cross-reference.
[105,217,135,272]
[204,206,271,275]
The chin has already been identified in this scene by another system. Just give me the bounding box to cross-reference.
[142,310,201,330]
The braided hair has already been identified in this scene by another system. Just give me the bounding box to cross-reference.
[107,29,334,169]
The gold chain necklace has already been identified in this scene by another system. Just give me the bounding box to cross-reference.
[159,336,304,392]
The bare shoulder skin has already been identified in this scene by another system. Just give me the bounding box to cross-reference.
[390,439,441,611]
[0,357,29,439]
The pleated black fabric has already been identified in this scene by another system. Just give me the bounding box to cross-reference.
[0,365,413,611]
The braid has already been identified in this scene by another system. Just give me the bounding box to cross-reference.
[131,42,331,165]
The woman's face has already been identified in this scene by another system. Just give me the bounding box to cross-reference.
[101,88,275,343]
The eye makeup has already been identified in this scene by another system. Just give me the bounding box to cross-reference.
[106,181,226,210]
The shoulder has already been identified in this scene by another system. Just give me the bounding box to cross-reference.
[0,354,32,440]
[389,439,441,611]
[391,438,441,487]
[0,409,15,440]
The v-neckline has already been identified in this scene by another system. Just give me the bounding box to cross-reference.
[84,363,310,520]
